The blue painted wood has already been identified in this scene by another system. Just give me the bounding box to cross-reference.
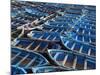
[32,66,70,73]
[27,31,60,42]
[60,36,96,58]
[11,47,49,73]
[48,49,96,70]
[12,38,61,52]
[64,31,96,46]
[11,1,96,74]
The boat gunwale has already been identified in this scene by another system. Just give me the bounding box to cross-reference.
[47,49,95,70]
[11,47,49,68]
[60,36,96,58]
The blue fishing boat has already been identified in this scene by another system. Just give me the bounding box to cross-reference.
[11,2,52,31]
[44,21,69,28]
[64,31,96,46]
[27,31,60,42]
[11,13,34,30]
[75,24,95,31]
[71,24,95,36]
[11,47,49,74]
[54,14,80,23]
[60,36,96,58]
[24,6,49,18]
[11,1,96,74]
[74,20,96,33]
[42,26,68,35]
[70,5,85,10]
[44,13,81,27]
[32,66,69,73]
[48,49,95,70]
[85,6,96,11]
[11,65,69,74]
[11,66,27,74]
[65,8,83,15]
[12,38,61,52]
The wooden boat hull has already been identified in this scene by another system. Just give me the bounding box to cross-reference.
[64,31,96,46]
[12,38,61,52]
[33,66,70,73]
[48,49,96,70]
[11,1,96,74]
[60,36,96,58]
[27,31,60,42]
[11,48,49,67]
